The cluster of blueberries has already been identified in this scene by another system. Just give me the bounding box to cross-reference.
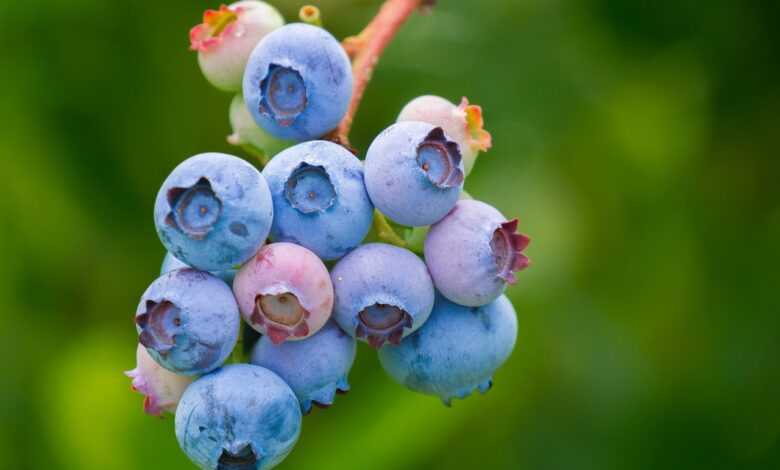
[126,2,531,470]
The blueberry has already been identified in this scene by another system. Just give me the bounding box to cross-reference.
[424,199,530,307]
[398,96,492,176]
[125,343,193,416]
[161,251,237,285]
[190,1,285,92]
[154,152,273,272]
[378,294,518,406]
[175,364,301,470]
[331,243,434,348]
[243,23,353,141]
[364,122,464,226]
[262,141,373,260]
[135,269,240,376]
[251,321,356,414]
[233,243,334,344]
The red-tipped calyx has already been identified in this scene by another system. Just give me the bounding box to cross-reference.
[189,4,242,52]
[251,293,311,344]
[490,219,530,284]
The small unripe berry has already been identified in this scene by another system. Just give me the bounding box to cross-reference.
[125,344,193,416]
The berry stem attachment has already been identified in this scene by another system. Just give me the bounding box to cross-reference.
[372,210,408,248]
[299,5,322,27]
[335,0,426,145]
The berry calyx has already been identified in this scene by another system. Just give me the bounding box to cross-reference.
[136,300,181,354]
[259,65,308,126]
[417,127,464,188]
[251,293,311,344]
[189,5,242,52]
[284,163,336,214]
[490,219,531,284]
[457,97,492,153]
[165,178,223,240]
[357,303,413,348]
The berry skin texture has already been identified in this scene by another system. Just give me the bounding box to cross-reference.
[424,200,530,307]
[233,242,334,344]
[154,152,273,272]
[262,140,374,260]
[135,269,240,376]
[125,343,193,416]
[243,23,353,141]
[365,121,464,227]
[175,364,301,470]
[331,243,435,348]
[378,294,518,406]
[251,321,356,414]
[161,251,237,285]
[190,1,285,92]
[398,95,492,176]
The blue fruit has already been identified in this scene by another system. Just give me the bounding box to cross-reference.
[175,364,302,470]
[378,294,518,406]
[330,243,434,348]
[135,269,240,376]
[243,23,353,141]
[161,252,237,284]
[424,199,530,307]
[154,152,273,272]
[251,321,356,414]
[261,141,373,260]
[364,122,464,226]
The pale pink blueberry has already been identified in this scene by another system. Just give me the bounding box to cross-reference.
[190,1,284,92]
[125,343,193,416]
[233,242,334,344]
[398,95,492,175]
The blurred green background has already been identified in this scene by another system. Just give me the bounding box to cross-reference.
[2,0,779,468]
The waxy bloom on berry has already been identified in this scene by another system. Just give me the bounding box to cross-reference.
[125,343,193,416]
[190,1,284,92]
[233,243,334,344]
[424,200,530,307]
[398,95,492,175]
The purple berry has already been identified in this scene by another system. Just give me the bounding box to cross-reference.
[233,242,334,344]
[154,152,273,272]
[262,140,374,260]
[125,344,193,416]
[251,321,356,414]
[243,23,353,141]
[175,364,301,470]
[331,243,434,348]
[135,269,240,375]
[378,294,518,406]
[424,199,530,307]
[365,122,464,226]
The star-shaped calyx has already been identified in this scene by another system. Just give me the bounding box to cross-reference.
[356,303,414,349]
[250,293,311,344]
[416,127,464,188]
[165,177,223,240]
[490,219,531,284]
[189,4,243,52]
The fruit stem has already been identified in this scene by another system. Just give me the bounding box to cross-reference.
[335,0,427,145]
[373,210,408,248]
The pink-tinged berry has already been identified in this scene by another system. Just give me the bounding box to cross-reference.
[233,242,334,344]
[125,344,193,416]
[189,1,284,92]
[398,95,492,175]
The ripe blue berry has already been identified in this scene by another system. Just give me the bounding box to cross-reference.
[154,152,273,272]
[262,141,373,260]
[365,122,464,226]
[251,321,356,414]
[190,1,284,92]
[233,243,334,344]
[378,294,518,406]
[331,243,435,348]
[424,199,530,307]
[135,269,240,376]
[397,96,492,176]
[175,364,301,470]
[243,23,353,141]
[161,251,237,285]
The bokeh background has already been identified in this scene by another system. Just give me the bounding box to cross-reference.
[2,0,779,468]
